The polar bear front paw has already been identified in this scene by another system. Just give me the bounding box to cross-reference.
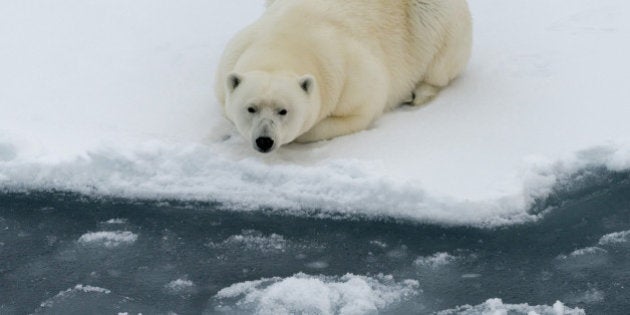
[410,83,440,106]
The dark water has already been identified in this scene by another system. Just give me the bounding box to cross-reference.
[1,168,629,314]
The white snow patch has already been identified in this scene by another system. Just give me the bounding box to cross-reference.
[78,231,138,248]
[598,230,630,245]
[165,279,195,293]
[213,273,419,315]
[568,246,608,257]
[73,284,111,294]
[208,230,287,252]
[437,298,585,315]
[2,1,630,226]
[40,285,111,308]
[414,252,456,268]
[104,218,128,225]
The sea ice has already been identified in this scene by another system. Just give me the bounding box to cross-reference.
[437,298,585,315]
[78,231,138,248]
[598,230,630,246]
[211,273,419,315]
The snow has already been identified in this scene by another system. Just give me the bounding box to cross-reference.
[437,298,585,315]
[598,230,630,245]
[211,273,419,315]
[104,218,128,225]
[414,252,456,268]
[78,231,138,248]
[35,284,155,314]
[567,247,608,257]
[40,285,111,308]
[164,279,195,294]
[208,230,288,252]
[1,0,630,226]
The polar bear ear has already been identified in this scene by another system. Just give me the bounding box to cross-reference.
[227,73,243,93]
[299,75,315,95]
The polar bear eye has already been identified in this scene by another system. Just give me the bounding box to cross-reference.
[278,109,288,116]
[247,107,257,114]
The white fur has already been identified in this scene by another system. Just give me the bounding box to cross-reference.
[216,0,472,152]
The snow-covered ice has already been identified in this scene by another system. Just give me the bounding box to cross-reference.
[103,218,128,225]
[208,230,288,252]
[33,283,160,314]
[413,252,456,269]
[1,0,630,227]
[598,230,630,245]
[437,298,585,315]
[78,231,138,248]
[210,273,419,315]
[567,246,608,257]
[164,278,196,294]
[39,285,111,309]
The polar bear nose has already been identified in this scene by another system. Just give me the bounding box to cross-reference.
[255,137,275,152]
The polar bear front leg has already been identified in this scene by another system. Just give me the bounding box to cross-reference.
[295,112,375,143]
[296,54,387,143]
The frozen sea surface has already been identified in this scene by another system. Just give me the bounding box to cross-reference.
[1,168,629,314]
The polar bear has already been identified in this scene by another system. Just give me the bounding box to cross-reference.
[216,0,472,153]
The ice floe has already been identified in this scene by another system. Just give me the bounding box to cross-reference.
[211,273,419,315]
[78,231,138,248]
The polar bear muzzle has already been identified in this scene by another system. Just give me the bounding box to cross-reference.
[251,118,278,153]
[255,137,275,153]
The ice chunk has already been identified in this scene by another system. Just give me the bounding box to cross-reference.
[210,273,419,315]
[78,231,138,248]
[208,230,287,252]
[437,298,585,315]
[104,218,128,225]
[598,230,630,245]
[35,284,158,314]
[39,285,111,309]
[414,252,456,268]
[556,246,609,270]
[165,279,196,294]
[568,247,607,257]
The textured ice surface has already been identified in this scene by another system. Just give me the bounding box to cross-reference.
[39,285,111,309]
[33,284,160,314]
[567,247,608,257]
[208,230,288,252]
[164,279,196,295]
[78,231,138,248]
[437,298,585,315]
[413,252,456,269]
[210,273,419,315]
[599,230,630,245]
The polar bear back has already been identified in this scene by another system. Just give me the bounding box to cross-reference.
[218,0,471,113]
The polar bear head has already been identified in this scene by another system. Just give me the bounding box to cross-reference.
[224,71,320,153]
